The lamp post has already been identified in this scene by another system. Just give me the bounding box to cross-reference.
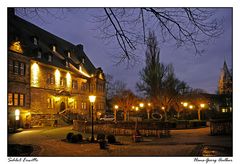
[135,106,139,131]
[198,103,205,121]
[89,95,96,143]
[114,105,119,123]
[181,102,188,120]
[147,103,151,120]
[15,109,20,131]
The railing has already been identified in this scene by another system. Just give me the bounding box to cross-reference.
[73,120,171,137]
[210,119,232,135]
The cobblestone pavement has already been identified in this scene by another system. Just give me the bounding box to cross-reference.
[8,126,232,156]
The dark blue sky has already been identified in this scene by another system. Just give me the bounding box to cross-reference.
[17,8,232,94]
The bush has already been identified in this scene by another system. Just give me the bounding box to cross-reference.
[76,133,83,142]
[66,132,74,142]
[107,134,116,144]
[97,133,105,141]
[71,134,80,143]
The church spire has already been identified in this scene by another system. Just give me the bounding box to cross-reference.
[218,59,232,95]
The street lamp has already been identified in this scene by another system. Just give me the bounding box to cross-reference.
[114,105,119,110]
[183,102,188,107]
[139,103,144,108]
[15,109,20,131]
[147,103,151,120]
[89,95,96,143]
[135,107,139,111]
[200,103,205,108]
[198,103,206,121]
[114,105,119,123]
[15,109,20,120]
[189,105,194,109]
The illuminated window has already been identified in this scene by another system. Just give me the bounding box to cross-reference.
[68,52,71,58]
[47,98,54,108]
[9,93,24,106]
[19,94,24,106]
[81,102,87,110]
[8,93,13,106]
[52,45,56,52]
[73,100,77,109]
[33,37,38,45]
[14,93,19,106]
[55,69,60,87]
[31,62,39,87]
[82,58,85,64]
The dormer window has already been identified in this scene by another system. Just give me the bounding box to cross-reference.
[68,52,71,58]
[48,55,52,62]
[66,61,69,67]
[52,45,56,52]
[33,37,38,45]
[37,51,42,59]
[82,58,85,64]
[10,40,23,54]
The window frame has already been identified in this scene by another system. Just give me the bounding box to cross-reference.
[33,37,38,45]
[8,93,25,107]
[8,93,13,106]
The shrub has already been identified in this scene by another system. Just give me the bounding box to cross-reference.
[107,134,116,144]
[66,132,74,142]
[71,134,80,143]
[97,133,105,141]
[76,133,83,142]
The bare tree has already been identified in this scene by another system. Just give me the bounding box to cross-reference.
[112,89,138,121]
[15,8,224,63]
[95,8,223,62]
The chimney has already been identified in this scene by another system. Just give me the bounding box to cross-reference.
[8,8,15,18]
[77,44,83,51]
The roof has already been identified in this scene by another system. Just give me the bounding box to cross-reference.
[8,8,97,76]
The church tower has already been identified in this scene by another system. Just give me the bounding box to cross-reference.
[218,60,232,95]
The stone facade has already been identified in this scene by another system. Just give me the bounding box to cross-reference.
[8,9,106,129]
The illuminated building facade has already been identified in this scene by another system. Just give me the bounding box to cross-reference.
[8,9,106,129]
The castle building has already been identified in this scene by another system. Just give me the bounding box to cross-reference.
[8,9,106,129]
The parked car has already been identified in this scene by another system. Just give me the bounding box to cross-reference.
[99,115,115,121]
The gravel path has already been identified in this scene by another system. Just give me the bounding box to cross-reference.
[8,126,232,156]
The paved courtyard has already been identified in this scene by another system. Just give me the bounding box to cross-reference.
[8,126,232,156]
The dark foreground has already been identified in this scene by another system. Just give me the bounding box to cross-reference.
[8,126,232,157]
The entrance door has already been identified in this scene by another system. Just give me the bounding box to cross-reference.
[60,102,66,112]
